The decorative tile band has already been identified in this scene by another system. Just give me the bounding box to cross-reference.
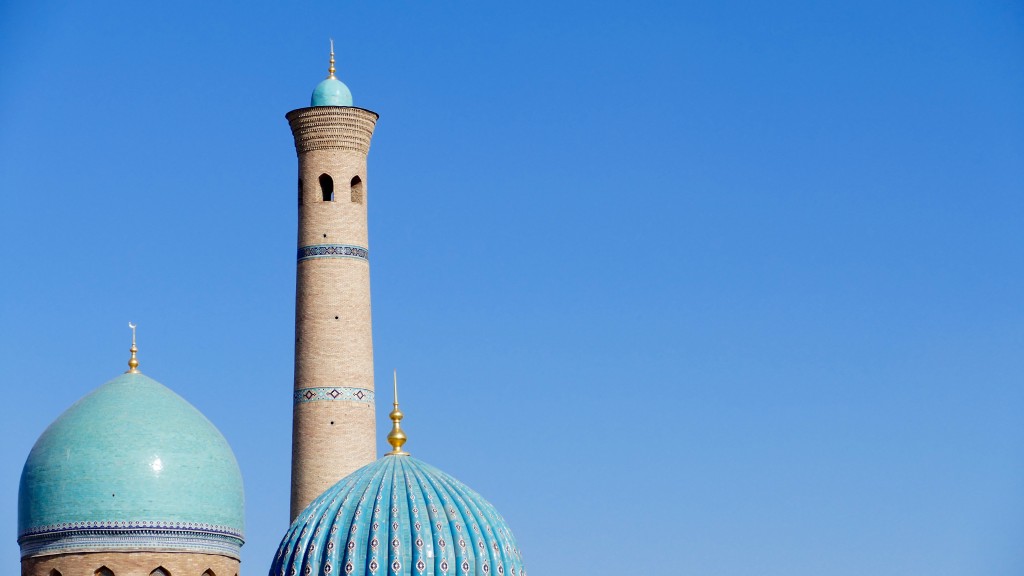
[294,386,375,404]
[18,522,244,560]
[20,520,243,538]
[297,244,368,262]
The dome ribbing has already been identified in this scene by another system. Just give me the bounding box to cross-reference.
[271,455,526,576]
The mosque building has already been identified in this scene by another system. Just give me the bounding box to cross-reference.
[16,46,528,576]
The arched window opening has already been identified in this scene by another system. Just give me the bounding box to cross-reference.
[150,568,170,576]
[350,176,364,204]
[298,178,303,206]
[95,568,114,576]
[202,570,216,576]
[319,174,334,202]
[49,569,63,576]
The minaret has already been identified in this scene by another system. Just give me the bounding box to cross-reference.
[286,43,380,520]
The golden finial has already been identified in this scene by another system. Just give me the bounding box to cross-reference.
[327,38,336,79]
[126,322,140,373]
[387,369,409,455]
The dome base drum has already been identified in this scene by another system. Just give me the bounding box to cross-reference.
[18,521,244,559]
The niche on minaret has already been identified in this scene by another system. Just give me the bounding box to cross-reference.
[319,174,334,201]
[350,176,364,204]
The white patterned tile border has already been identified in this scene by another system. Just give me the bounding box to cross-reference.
[294,387,374,404]
[297,244,369,262]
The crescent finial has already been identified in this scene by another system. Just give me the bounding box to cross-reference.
[126,322,140,373]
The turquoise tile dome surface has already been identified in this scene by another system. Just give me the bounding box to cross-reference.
[272,455,526,576]
[17,371,245,558]
[311,77,353,106]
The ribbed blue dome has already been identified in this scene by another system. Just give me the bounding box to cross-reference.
[271,455,526,576]
[18,372,245,558]
[311,77,353,107]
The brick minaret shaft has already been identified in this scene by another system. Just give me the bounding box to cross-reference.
[286,105,379,520]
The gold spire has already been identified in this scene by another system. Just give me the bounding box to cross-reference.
[387,369,409,455]
[126,322,140,373]
[327,38,336,79]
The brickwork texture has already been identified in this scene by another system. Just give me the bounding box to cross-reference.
[22,551,239,576]
[286,106,380,520]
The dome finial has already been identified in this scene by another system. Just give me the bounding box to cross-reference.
[387,369,409,455]
[327,38,336,79]
[126,322,140,373]
[309,39,352,106]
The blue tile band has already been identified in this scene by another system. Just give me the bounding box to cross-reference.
[18,521,244,559]
[294,387,374,404]
[297,244,368,262]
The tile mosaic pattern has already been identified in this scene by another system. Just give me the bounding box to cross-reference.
[272,455,527,576]
[298,244,369,263]
[18,522,244,559]
[294,387,375,405]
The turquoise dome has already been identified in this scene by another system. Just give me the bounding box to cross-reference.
[312,77,353,107]
[272,455,527,576]
[18,372,245,558]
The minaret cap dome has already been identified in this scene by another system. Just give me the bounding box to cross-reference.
[18,372,245,558]
[272,455,527,576]
[312,77,353,107]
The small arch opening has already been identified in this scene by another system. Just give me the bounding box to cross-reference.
[350,176,364,204]
[298,178,303,206]
[319,174,334,202]
[49,570,63,576]
[150,568,171,576]
[95,568,114,576]
[202,571,217,576]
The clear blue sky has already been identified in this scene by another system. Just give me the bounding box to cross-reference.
[1,1,1022,574]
